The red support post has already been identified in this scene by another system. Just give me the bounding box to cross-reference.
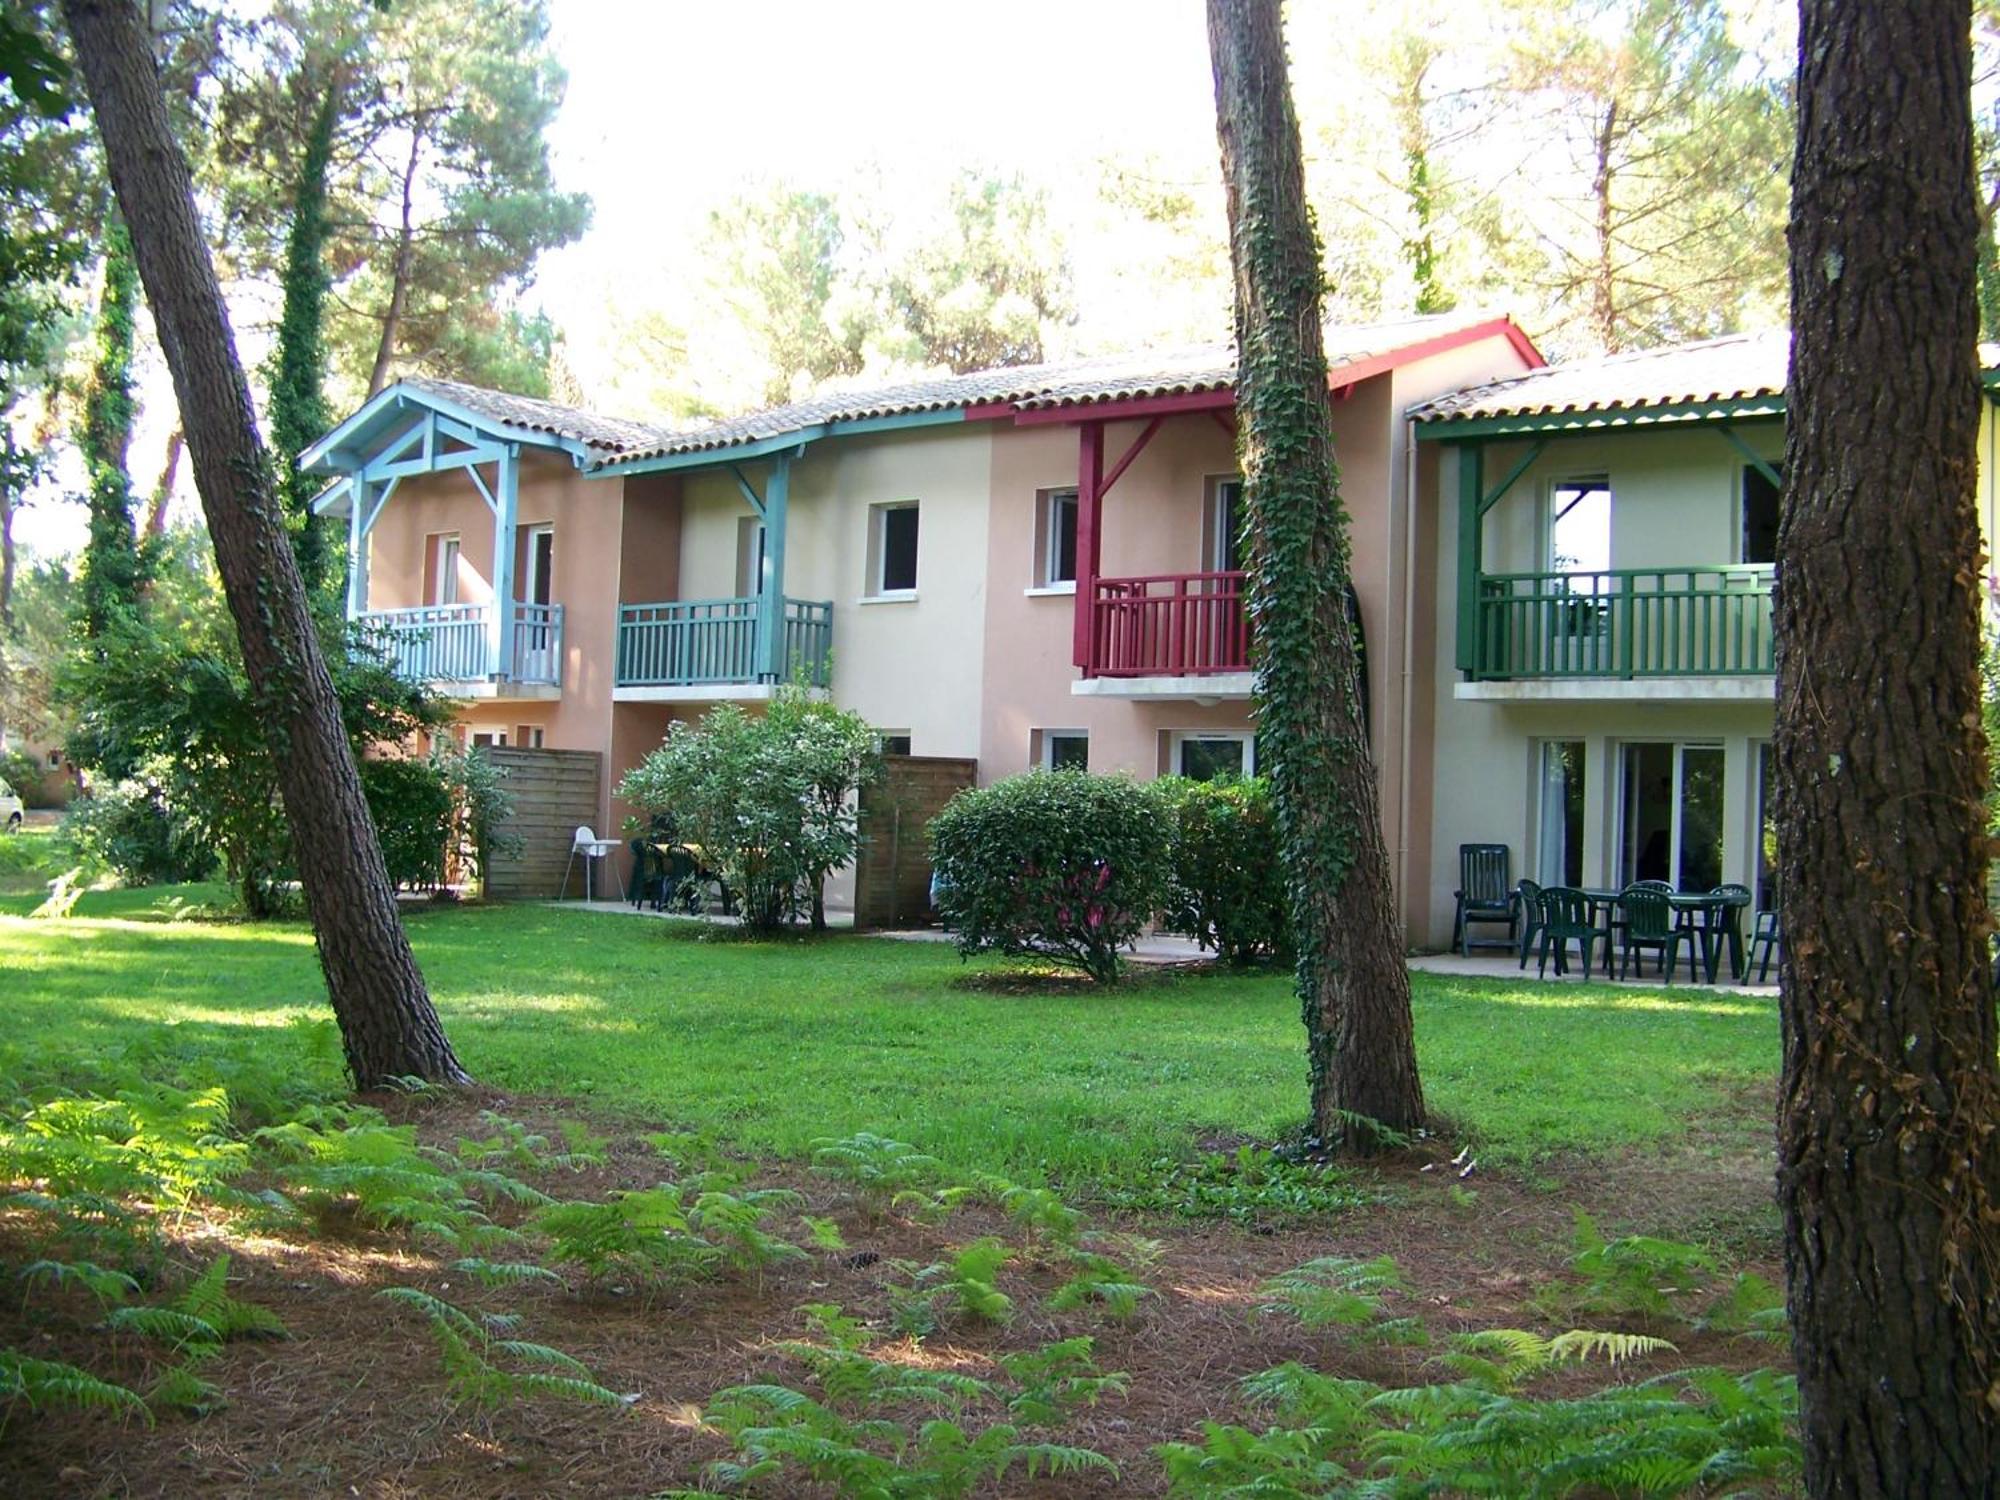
[1073,422,1104,671]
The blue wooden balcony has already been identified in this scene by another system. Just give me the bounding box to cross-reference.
[356,600,563,691]
[1472,566,1773,680]
[615,595,832,691]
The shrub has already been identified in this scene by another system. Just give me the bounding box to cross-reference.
[616,687,880,932]
[928,771,1170,984]
[1157,775,1291,963]
[59,773,216,886]
[359,755,455,889]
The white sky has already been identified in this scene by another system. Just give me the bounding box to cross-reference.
[19,0,1223,557]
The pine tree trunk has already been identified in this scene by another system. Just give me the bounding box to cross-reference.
[62,0,470,1091]
[1208,0,1424,1151]
[1779,2,2000,1491]
[144,426,180,538]
[366,130,423,399]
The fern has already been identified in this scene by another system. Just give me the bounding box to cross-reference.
[174,1255,286,1341]
[994,1181,1086,1246]
[998,1338,1130,1426]
[1437,1327,1677,1393]
[1563,1210,1718,1320]
[381,1287,624,1410]
[532,1187,721,1283]
[800,1214,848,1251]
[0,1350,150,1424]
[450,1257,563,1288]
[1697,1271,1791,1342]
[1048,1249,1154,1320]
[809,1132,947,1212]
[254,1116,517,1249]
[690,1185,808,1277]
[1258,1254,1423,1344]
[17,1258,140,1308]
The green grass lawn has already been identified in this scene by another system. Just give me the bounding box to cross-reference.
[0,876,1780,1184]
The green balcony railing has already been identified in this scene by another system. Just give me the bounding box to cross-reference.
[615,596,832,689]
[1473,565,1774,680]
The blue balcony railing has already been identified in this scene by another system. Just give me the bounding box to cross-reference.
[615,596,831,689]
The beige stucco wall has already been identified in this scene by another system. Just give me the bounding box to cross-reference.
[674,425,992,759]
[1421,423,1786,949]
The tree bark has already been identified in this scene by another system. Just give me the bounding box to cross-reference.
[62,0,470,1091]
[1208,0,1425,1150]
[1591,100,1619,353]
[0,433,18,634]
[1778,2,2000,1492]
[144,425,180,538]
[366,128,423,398]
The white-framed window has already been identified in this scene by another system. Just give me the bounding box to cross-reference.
[429,533,462,606]
[867,502,920,596]
[1547,477,1611,575]
[521,525,554,607]
[1171,730,1255,782]
[736,516,768,598]
[1035,488,1078,588]
[514,724,545,749]
[1035,729,1088,771]
[1203,477,1245,573]
[878,730,913,756]
[471,730,508,748]
[1740,464,1781,565]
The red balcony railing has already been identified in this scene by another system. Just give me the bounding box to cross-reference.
[1085,571,1251,678]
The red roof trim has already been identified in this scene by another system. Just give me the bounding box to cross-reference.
[1010,387,1237,427]
[997,317,1544,429]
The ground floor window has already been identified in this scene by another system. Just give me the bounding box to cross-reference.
[878,731,912,757]
[1036,729,1088,771]
[1535,740,1585,887]
[471,730,508,749]
[1173,731,1255,782]
[1618,741,1724,890]
[514,725,545,749]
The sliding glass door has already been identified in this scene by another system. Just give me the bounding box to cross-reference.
[1619,742,1725,891]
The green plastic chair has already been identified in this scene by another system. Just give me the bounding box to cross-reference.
[1536,886,1609,979]
[1453,844,1517,955]
[1750,908,1782,983]
[1618,884,1687,982]
[1515,878,1545,970]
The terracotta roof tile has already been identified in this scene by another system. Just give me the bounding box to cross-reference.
[1407,330,1794,426]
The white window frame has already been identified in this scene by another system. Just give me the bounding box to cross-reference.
[1034,488,1079,591]
[1204,477,1244,573]
[1532,738,1587,888]
[1037,728,1089,771]
[470,730,508,749]
[432,533,462,606]
[866,501,920,599]
[1170,729,1256,780]
[522,525,554,608]
[1545,476,1610,576]
[736,516,768,599]
[1615,738,1726,889]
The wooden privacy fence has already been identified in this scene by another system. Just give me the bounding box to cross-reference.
[853,755,977,930]
[481,747,603,901]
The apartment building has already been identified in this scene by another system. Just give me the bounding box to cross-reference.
[305,311,1540,931]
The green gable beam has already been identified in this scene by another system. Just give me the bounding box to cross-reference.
[1455,444,1483,674]
[730,463,767,520]
[1417,396,1787,443]
[1477,438,1548,518]
[1716,423,1782,488]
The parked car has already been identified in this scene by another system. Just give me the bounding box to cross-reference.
[0,777,22,832]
